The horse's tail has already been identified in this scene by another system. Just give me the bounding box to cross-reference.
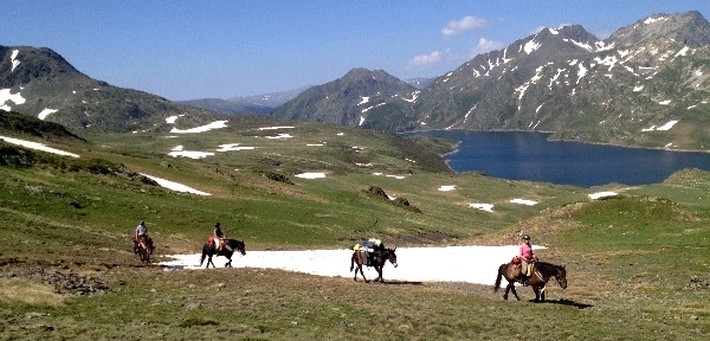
[494,263,505,292]
[350,253,355,272]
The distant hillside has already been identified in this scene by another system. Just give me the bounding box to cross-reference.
[0,109,85,143]
[271,68,419,127]
[228,86,310,107]
[178,98,273,115]
[405,77,434,89]
[179,86,310,115]
[0,45,227,133]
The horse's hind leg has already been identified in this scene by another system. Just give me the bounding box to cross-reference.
[358,265,369,283]
[510,284,520,301]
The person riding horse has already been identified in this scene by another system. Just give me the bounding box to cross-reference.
[354,238,383,265]
[518,234,537,285]
[211,222,232,252]
[134,220,153,253]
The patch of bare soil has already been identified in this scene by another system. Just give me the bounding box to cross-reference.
[0,258,110,296]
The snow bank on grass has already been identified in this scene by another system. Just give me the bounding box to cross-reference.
[160,245,545,286]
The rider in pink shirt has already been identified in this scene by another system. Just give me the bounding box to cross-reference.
[519,234,537,284]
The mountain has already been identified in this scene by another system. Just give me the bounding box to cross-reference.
[228,86,310,107]
[179,86,309,115]
[404,77,435,89]
[413,11,710,150]
[178,98,273,115]
[271,68,419,128]
[0,45,226,133]
[272,11,709,150]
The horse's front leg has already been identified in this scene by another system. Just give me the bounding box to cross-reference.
[373,266,383,282]
[532,285,541,302]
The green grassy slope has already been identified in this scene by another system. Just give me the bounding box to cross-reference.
[0,116,708,339]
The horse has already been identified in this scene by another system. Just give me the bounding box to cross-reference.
[350,247,398,282]
[135,235,154,265]
[494,261,567,302]
[199,238,246,268]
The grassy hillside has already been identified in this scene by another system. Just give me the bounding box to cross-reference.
[0,117,708,339]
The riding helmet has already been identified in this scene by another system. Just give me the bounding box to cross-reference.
[522,234,530,240]
[215,222,220,227]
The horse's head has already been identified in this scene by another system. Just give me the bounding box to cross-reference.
[555,265,567,289]
[386,247,398,268]
[232,239,246,255]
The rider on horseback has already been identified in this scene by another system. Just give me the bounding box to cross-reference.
[134,220,153,253]
[356,238,383,265]
[518,234,537,285]
[212,222,232,252]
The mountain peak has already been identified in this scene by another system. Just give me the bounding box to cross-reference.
[608,10,710,47]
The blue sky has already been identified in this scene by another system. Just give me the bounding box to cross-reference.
[2,1,707,101]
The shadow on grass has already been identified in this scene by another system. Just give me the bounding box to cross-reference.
[534,298,593,309]
[380,280,424,286]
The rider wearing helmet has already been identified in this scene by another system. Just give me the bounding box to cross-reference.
[212,222,233,252]
[519,234,537,285]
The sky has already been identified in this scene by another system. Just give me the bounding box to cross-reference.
[2,1,708,101]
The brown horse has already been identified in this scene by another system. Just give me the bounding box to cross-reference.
[135,235,154,265]
[200,238,246,268]
[350,247,398,282]
[494,261,567,302]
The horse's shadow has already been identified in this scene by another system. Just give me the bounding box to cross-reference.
[378,280,423,286]
[536,298,593,309]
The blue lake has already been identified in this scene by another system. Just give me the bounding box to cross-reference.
[406,131,710,187]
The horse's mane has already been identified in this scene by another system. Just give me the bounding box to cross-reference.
[536,261,564,274]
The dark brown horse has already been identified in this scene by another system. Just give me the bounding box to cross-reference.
[350,247,398,282]
[494,261,567,302]
[135,235,154,265]
[200,239,246,268]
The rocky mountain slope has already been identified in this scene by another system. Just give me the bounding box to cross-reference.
[271,68,419,127]
[274,11,709,150]
[0,46,225,133]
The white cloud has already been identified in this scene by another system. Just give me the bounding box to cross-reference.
[469,37,504,57]
[442,16,488,37]
[406,51,443,69]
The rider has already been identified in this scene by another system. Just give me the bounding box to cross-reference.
[134,220,149,253]
[212,222,232,252]
[518,234,537,285]
[358,238,383,265]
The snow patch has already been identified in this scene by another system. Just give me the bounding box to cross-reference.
[510,198,537,206]
[170,120,228,134]
[37,108,58,120]
[469,203,494,212]
[160,245,547,286]
[0,88,26,111]
[588,191,618,200]
[10,49,20,72]
[216,143,256,152]
[295,172,326,179]
[438,185,456,192]
[0,135,80,158]
[140,173,211,196]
